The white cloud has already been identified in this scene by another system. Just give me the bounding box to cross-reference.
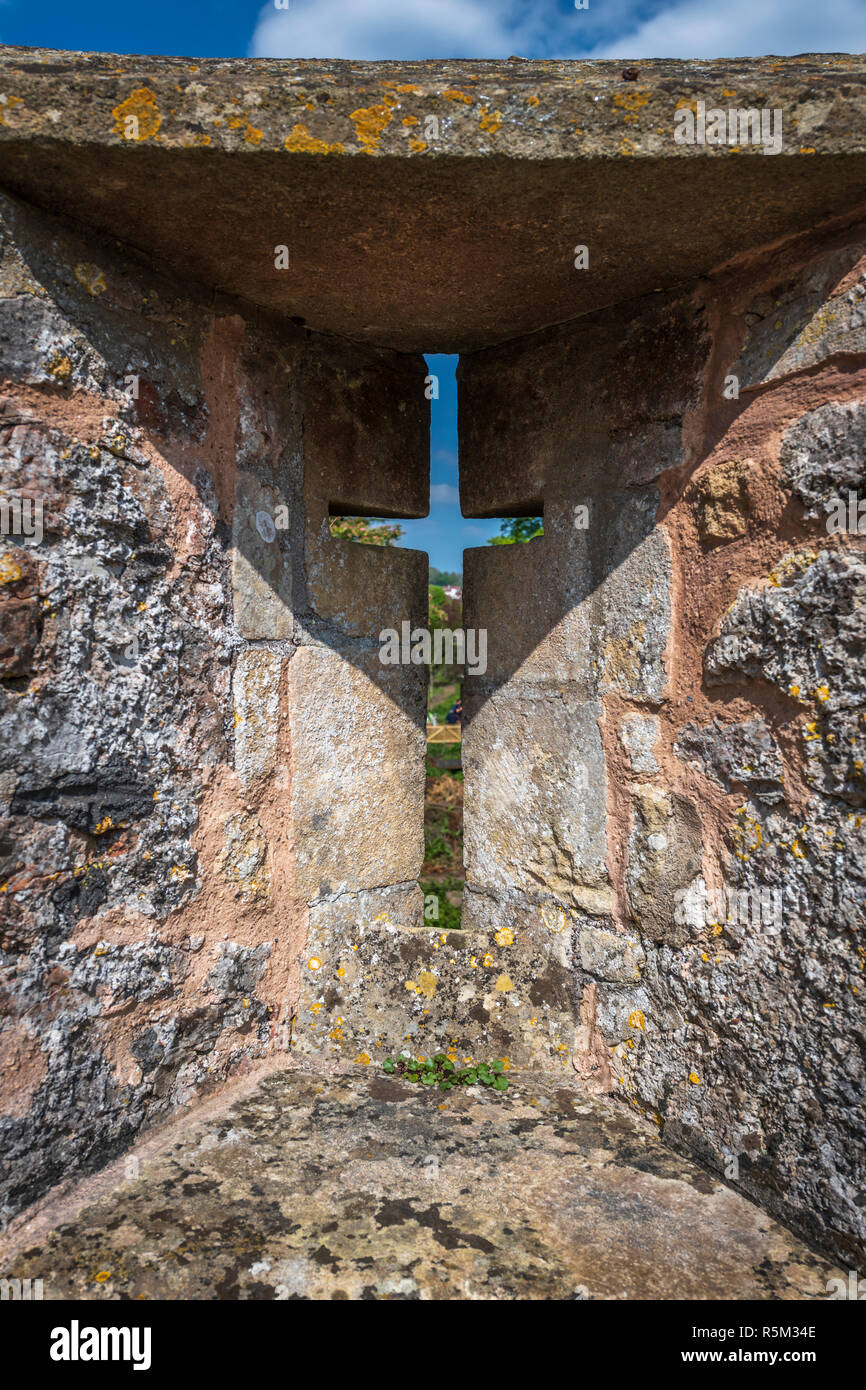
[430,482,460,504]
[586,0,866,59]
[250,0,547,60]
[251,0,866,62]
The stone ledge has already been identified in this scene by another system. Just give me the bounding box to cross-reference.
[0,1064,843,1300]
[0,49,865,348]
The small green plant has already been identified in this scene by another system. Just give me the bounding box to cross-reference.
[382,1053,508,1093]
[419,878,462,932]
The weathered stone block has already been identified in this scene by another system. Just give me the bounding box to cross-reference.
[733,245,866,387]
[676,718,786,805]
[780,399,866,520]
[579,924,646,984]
[231,471,292,639]
[595,491,672,704]
[626,788,703,945]
[618,713,661,773]
[464,689,612,915]
[694,458,751,545]
[705,549,866,716]
[232,648,282,790]
[287,646,424,901]
[295,883,580,1069]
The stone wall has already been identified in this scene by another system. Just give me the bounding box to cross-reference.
[458,215,866,1264]
[0,190,428,1222]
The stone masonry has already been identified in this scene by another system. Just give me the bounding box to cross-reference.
[0,47,863,1272]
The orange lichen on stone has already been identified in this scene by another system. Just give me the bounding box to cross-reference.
[479,107,503,134]
[614,90,651,123]
[443,89,474,104]
[0,94,22,126]
[350,99,396,153]
[112,87,162,141]
[283,123,344,154]
[0,553,22,584]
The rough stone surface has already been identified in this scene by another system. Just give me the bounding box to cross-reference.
[626,788,704,946]
[733,243,866,387]
[779,399,866,520]
[464,691,611,915]
[618,714,661,773]
[287,647,425,903]
[695,458,751,544]
[0,1065,844,1300]
[676,718,786,804]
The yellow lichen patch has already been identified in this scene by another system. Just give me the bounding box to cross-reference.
[350,100,396,153]
[409,139,427,153]
[525,94,540,107]
[0,95,22,127]
[74,263,107,297]
[768,549,817,587]
[308,956,322,972]
[0,553,22,585]
[495,974,514,993]
[309,1002,322,1014]
[478,107,502,134]
[354,1052,371,1065]
[244,122,263,144]
[494,927,514,946]
[613,89,651,124]
[283,123,344,154]
[628,1009,646,1031]
[415,969,437,999]
[732,806,763,859]
[46,351,73,382]
[482,953,494,968]
[395,83,423,94]
[113,88,162,142]
[93,816,113,835]
[402,115,418,126]
[443,89,474,104]
[688,1071,701,1084]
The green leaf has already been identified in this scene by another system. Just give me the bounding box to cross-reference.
[383,1059,396,1073]
[493,1075,509,1091]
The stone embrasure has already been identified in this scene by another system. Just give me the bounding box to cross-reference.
[1,45,865,1283]
[0,1065,843,1301]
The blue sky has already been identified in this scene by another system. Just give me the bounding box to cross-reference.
[3,0,864,572]
[6,0,864,62]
